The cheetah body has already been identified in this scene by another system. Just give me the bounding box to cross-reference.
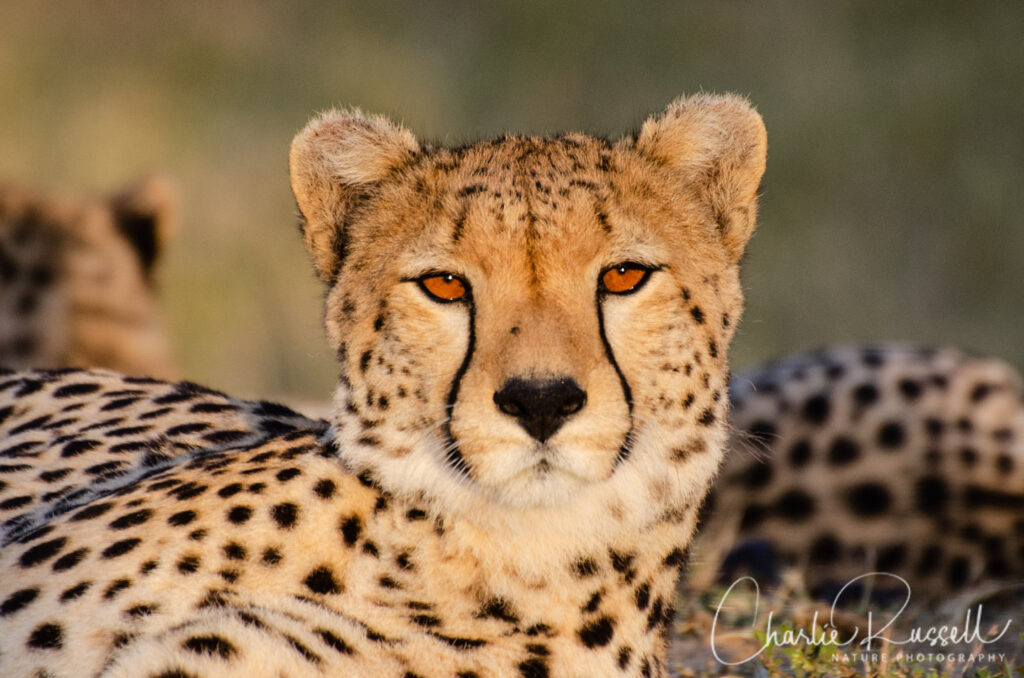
[706,345,1024,598]
[0,95,767,677]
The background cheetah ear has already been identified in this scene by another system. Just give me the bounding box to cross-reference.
[635,94,767,262]
[111,175,177,283]
[290,109,421,282]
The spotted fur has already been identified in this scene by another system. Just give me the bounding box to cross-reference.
[0,94,766,677]
[700,345,1024,599]
[0,177,176,377]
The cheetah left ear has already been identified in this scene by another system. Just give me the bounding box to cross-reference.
[111,175,177,282]
[635,94,767,262]
[290,109,421,283]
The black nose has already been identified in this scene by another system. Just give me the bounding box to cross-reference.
[493,377,587,442]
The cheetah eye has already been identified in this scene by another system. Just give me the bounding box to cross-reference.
[600,264,653,295]
[418,273,469,303]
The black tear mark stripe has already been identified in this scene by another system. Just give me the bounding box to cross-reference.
[595,293,634,465]
[442,295,476,477]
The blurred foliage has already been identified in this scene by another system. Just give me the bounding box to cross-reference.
[1,0,1021,399]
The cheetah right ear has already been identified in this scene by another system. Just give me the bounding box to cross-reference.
[111,175,177,283]
[290,110,420,283]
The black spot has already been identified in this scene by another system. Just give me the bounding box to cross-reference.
[411,614,441,628]
[52,547,89,572]
[970,383,993,402]
[61,439,101,457]
[103,578,132,599]
[59,581,92,601]
[223,542,247,560]
[788,440,812,467]
[690,307,705,324]
[304,566,341,594]
[519,658,549,678]
[618,646,633,669]
[610,550,635,573]
[916,544,943,576]
[742,461,773,488]
[802,394,830,425]
[276,467,302,482]
[577,616,615,648]
[227,506,252,524]
[217,483,243,498]
[261,547,282,565]
[853,383,879,406]
[740,503,767,529]
[102,538,141,559]
[898,379,922,400]
[634,583,651,610]
[170,483,208,500]
[341,515,362,545]
[166,423,209,436]
[53,383,101,398]
[28,622,63,649]
[663,547,688,570]
[572,558,598,577]
[126,603,158,618]
[827,437,859,465]
[19,537,68,568]
[810,534,841,564]
[847,482,892,517]
[876,544,906,571]
[775,489,815,521]
[583,590,603,613]
[314,628,355,654]
[745,420,776,447]
[959,447,978,467]
[947,556,970,588]
[314,479,336,498]
[1,587,39,616]
[478,597,518,623]
[177,556,200,574]
[109,509,153,530]
[406,508,427,521]
[996,454,1014,473]
[698,409,716,426]
[877,421,905,449]
[379,575,400,589]
[915,475,949,512]
[183,634,237,659]
[168,510,197,526]
[271,502,299,528]
[0,494,32,510]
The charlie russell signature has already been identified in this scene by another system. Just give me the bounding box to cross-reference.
[711,573,1015,666]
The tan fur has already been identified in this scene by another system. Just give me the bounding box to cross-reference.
[0,94,765,677]
[698,345,1024,598]
[0,177,177,378]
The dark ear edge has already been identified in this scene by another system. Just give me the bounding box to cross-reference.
[289,109,420,283]
[111,175,177,280]
[636,93,767,262]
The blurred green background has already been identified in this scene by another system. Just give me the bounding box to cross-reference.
[1,1,1022,400]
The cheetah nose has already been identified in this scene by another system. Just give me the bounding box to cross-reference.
[493,377,587,442]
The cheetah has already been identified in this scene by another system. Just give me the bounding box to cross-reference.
[0,93,767,677]
[0,176,176,378]
[699,344,1024,601]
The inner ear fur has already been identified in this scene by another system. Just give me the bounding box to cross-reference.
[290,110,420,282]
[636,93,767,262]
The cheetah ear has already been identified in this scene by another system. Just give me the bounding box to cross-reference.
[290,109,421,283]
[111,175,177,282]
[635,94,767,262]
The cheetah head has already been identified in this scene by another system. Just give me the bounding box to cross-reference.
[290,95,765,513]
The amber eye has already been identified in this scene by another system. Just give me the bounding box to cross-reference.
[419,273,469,302]
[600,265,651,295]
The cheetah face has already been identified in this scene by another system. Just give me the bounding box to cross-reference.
[291,97,766,509]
